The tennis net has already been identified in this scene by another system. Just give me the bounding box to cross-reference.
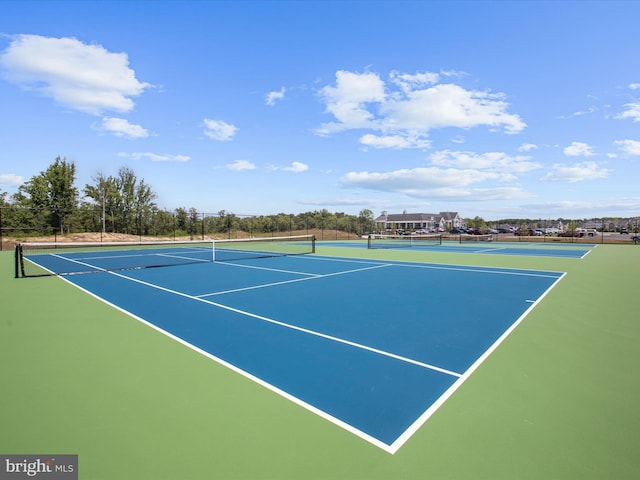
[458,234,493,243]
[367,234,442,249]
[213,235,315,262]
[14,235,315,277]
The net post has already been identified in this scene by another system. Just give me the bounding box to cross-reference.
[14,243,24,278]
[367,234,372,249]
[19,244,25,278]
[212,240,216,262]
[312,235,316,254]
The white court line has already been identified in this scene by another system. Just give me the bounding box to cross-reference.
[472,247,509,254]
[297,253,565,277]
[212,261,320,277]
[580,249,593,259]
[391,261,562,279]
[156,253,211,263]
[294,255,389,266]
[48,252,211,274]
[197,263,393,297]
[62,245,211,261]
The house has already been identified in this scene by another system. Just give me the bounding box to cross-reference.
[582,220,603,230]
[374,211,463,232]
[438,212,464,231]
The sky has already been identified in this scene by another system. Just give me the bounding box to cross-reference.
[0,0,639,220]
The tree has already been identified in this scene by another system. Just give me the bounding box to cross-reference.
[465,216,487,230]
[134,178,156,235]
[174,208,189,234]
[84,172,117,234]
[149,207,176,237]
[84,167,156,235]
[358,208,374,234]
[189,207,200,238]
[47,157,78,233]
[115,167,137,233]
[18,156,78,234]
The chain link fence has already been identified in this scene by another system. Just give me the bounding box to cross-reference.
[0,206,373,250]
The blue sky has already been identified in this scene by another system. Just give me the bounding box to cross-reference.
[0,0,638,220]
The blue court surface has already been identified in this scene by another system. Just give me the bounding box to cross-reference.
[28,251,565,453]
[330,239,593,258]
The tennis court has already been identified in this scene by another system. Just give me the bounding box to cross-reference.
[15,237,564,452]
[334,236,594,258]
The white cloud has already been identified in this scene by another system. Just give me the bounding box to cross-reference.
[316,70,386,135]
[614,139,640,156]
[265,87,286,106]
[203,118,237,141]
[226,160,256,171]
[439,69,468,79]
[0,34,151,115]
[341,167,528,200]
[282,161,309,172]
[268,161,309,172]
[617,102,640,122]
[0,173,24,186]
[542,161,609,183]
[520,197,640,217]
[559,106,597,119]
[518,143,538,152]
[629,83,640,90]
[97,117,149,138]
[521,200,593,211]
[359,133,431,149]
[429,150,541,173]
[388,70,439,93]
[563,141,596,156]
[342,168,463,191]
[118,152,190,162]
[315,70,526,142]
[382,83,526,134]
[298,197,382,207]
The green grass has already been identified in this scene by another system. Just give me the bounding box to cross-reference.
[1,243,639,479]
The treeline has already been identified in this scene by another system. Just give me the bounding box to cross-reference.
[465,215,630,231]
[0,156,377,239]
